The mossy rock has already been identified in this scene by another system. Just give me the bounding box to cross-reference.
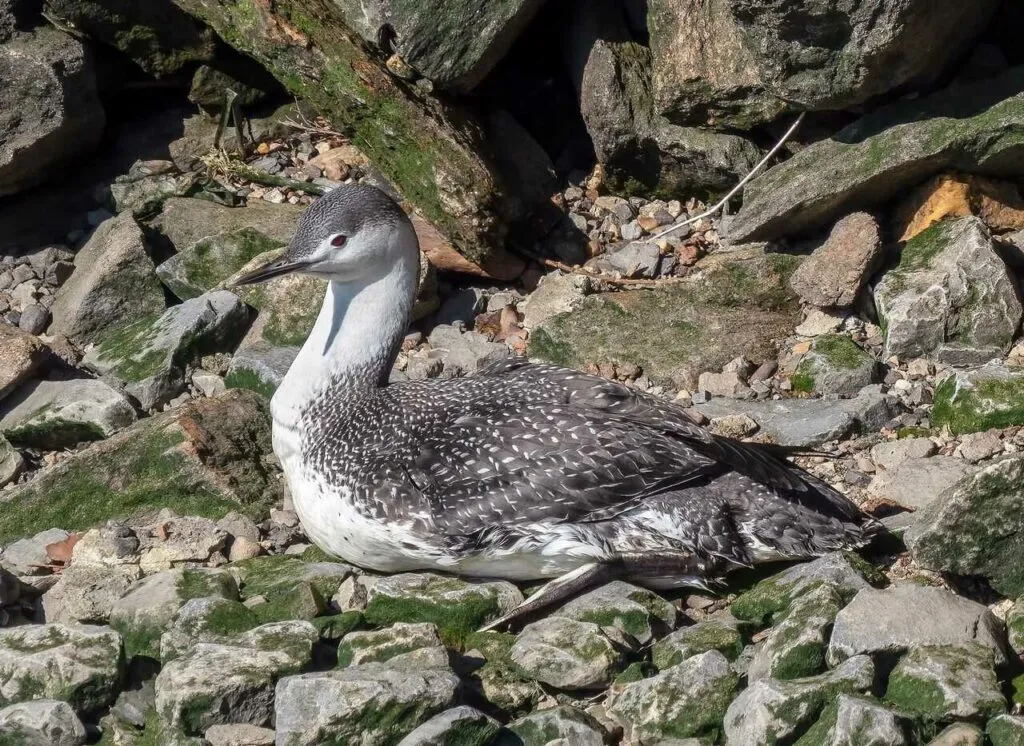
[500,705,608,746]
[530,248,801,389]
[157,229,286,301]
[651,619,745,670]
[336,622,445,668]
[554,580,676,646]
[793,694,907,746]
[884,643,1005,722]
[931,365,1024,434]
[0,391,278,546]
[988,715,1024,746]
[747,583,842,682]
[792,335,877,397]
[159,596,262,663]
[231,555,352,624]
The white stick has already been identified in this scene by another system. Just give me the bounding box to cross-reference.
[646,111,806,243]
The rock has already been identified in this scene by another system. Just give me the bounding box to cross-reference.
[0,321,44,402]
[110,568,238,660]
[871,438,938,472]
[511,617,625,690]
[83,290,251,410]
[905,455,1024,598]
[894,172,1024,242]
[608,649,737,742]
[274,664,459,746]
[790,213,884,308]
[204,723,276,746]
[0,623,122,711]
[0,528,69,576]
[554,581,676,646]
[337,622,448,670]
[137,515,230,573]
[500,706,606,746]
[426,325,509,377]
[929,722,985,746]
[798,694,907,746]
[530,249,801,389]
[69,524,140,567]
[602,242,662,279]
[730,553,874,630]
[0,27,105,196]
[396,706,500,746]
[723,655,874,746]
[155,620,316,737]
[885,643,1005,721]
[158,595,263,663]
[1007,599,1024,657]
[728,69,1024,242]
[225,342,297,400]
[0,435,22,488]
[155,198,303,253]
[956,430,1004,464]
[48,213,166,344]
[868,456,976,511]
[519,272,591,331]
[874,217,1022,362]
[0,378,137,449]
[931,363,1024,434]
[188,63,274,112]
[747,582,842,681]
[647,0,995,130]
[698,369,752,399]
[791,334,878,396]
[695,385,894,447]
[17,304,49,335]
[651,618,745,670]
[232,555,352,624]
[828,584,1010,667]
[109,168,200,219]
[0,391,277,555]
[0,699,87,746]
[432,288,486,327]
[42,562,142,624]
[988,715,1024,746]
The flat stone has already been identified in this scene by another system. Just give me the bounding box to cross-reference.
[0,699,87,746]
[827,584,1010,667]
[520,271,592,331]
[868,455,976,510]
[874,217,1021,361]
[83,289,251,411]
[204,723,275,746]
[608,650,738,743]
[0,321,44,403]
[695,385,894,447]
[48,212,165,344]
[396,706,500,746]
[603,241,662,279]
[501,705,607,746]
[42,562,142,625]
[0,378,137,449]
[795,308,846,337]
[906,455,1024,598]
[885,643,1005,721]
[511,617,625,690]
[790,213,884,308]
[956,430,1004,464]
[871,437,938,471]
[274,664,459,746]
[0,623,122,712]
[651,618,745,670]
[554,580,676,646]
[0,528,69,576]
[337,622,448,670]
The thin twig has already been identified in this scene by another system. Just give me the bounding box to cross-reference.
[646,112,806,243]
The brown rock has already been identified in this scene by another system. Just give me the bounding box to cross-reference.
[789,212,882,308]
[0,321,44,402]
[894,172,1024,242]
[410,212,524,281]
[306,148,356,181]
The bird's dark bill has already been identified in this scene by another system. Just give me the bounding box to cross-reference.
[229,258,311,286]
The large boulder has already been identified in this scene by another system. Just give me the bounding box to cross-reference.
[931,363,1024,435]
[648,0,998,130]
[873,217,1022,363]
[48,213,166,344]
[906,455,1024,599]
[0,27,105,197]
[0,390,278,546]
[728,68,1024,242]
[0,322,44,403]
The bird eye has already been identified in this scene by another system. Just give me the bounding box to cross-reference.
[330,234,347,248]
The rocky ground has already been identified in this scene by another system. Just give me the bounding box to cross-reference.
[2,0,1024,744]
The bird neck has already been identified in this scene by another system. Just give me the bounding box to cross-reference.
[272,259,416,421]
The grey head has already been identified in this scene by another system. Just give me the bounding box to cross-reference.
[232,183,418,286]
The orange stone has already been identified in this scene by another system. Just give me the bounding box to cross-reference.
[894,172,1024,241]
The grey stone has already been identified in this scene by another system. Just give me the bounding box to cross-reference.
[747,582,842,682]
[0,623,122,712]
[154,198,304,253]
[803,694,906,746]
[520,272,591,331]
[217,511,260,543]
[427,325,509,377]
[793,335,879,397]
[609,650,738,743]
[988,715,1024,746]
[651,618,744,670]
[42,562,142,624]
[109,170,198,219]
[48,212,166,344]
[433,287,486,327]
[137,515,230,573]
[695,385,894,447]
[0,27,105,197]
[874,217,1022,362]
[728,68,1024,242]
[1006,598,1024,657]
[158,596,261,663]
[337,622,448,670]
[225,341,298,399]
[0,699,87,746]
[0,321,45,402]
[927,722,984,746]
[930,363,1024,435]
[723,655,875,746]
[956,430,1004,464]
[396,706,500,746]
[110,679,154,729]
[868,456,976,510]
[0,528,69,576]
[204,723,276,746]
[906,455,1024,599]
[884,643,1005,721]
[155,621,316,737]
[70,525,140,567]
[828,584,1010,667]
[501,706,607,746]
[599,241,662,279]
[83,290,251,411]
[871,438,937,472]
[0,434,22,488]
[511,617,625,690]
[17,304,49,334]
[554,580,676,646]
[0,378,137,449]
[274,664,459,746]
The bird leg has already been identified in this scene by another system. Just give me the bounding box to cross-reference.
[479,561,618,632]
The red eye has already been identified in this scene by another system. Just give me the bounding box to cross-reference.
[331,234,347,247]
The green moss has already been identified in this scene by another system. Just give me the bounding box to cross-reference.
[730,577,796,626]
[654,669,738,742]
[841,551,888,587]
[526,327,575,367]
[988,715,1024,746]
[198,601,259,638]
[312,612,363,642]
[177,570,237,603]
[169,229,284,300]
[179,693,215,735]
[898,426,934,439]
[4,418,107,449]
[884,668,948,717]
[614,661,653,684]
[931,375,1024,434]
[814,335,870,370]
[792,699,840,746]
[225,367,278,399]
[898,221,952,273]
[1011,674,1024,707]
[110,618,164,662]
[365,593,499,648]
[652,623,744,670]
[571,608,650,640]
[1,625,68,653]
[771,642,827,681]
[791,362,816,394]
